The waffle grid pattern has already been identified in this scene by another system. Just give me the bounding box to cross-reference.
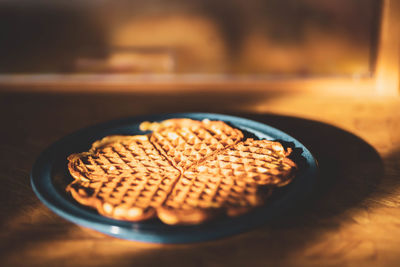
[163,139,296,211]
[149,120,243,170]
[67,135,180,220]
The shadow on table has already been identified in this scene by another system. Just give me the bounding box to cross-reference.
[240,113,385,224]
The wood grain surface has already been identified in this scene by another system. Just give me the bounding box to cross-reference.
[0,90,399,266]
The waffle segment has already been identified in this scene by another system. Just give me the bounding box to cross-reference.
[140,119,244,170]
[157,139,296,225]
[67,135,180,221]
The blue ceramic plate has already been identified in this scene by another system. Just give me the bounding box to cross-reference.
[31,113,317,243]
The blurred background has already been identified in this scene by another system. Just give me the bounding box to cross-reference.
[0,0,387,82]
[0,0,399,96]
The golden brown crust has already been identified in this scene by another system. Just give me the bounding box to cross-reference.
[66,119,297,225]
[156,206,220,225]
[67,181,157,221]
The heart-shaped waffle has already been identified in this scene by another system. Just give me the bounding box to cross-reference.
[67,119,297,225]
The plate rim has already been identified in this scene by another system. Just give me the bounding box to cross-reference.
[31,112,318,243]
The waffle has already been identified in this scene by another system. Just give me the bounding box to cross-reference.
[66,119,298,225]
[66,135,180,221]
[157,139,297,225]
[140,118,244,170]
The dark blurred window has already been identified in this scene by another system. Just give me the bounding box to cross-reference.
[0,0,380,77]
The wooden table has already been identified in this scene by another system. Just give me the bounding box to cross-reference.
[1,89,399,266]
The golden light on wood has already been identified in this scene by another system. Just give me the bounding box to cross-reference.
[375,0,400,96]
